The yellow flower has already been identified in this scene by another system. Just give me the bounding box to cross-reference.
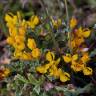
[6,12,22,24]
[5,13,18,28]
[36,66,46,73]
[9,27,17,37]
[27,38,37,50]
[1,68,10,78]
[14,42,25,51]
[49,65,60,78]
[72,54,78,61]
[81,53,90,63]
[51,17,62,29]
[71,61,84,72]
[32,16,39,25]
[75,37,84,46]
[75,27,82,37]
[5,14,13,23]
[5,12,27,36]
[7,37,14,45]
[71,40,76,49]
[32,48,40,58]
[60,71,70,82]
[36,51,60,75]
[15,35,25,43]
[83,67,92,75]
[63,54,78,63]
[71,37,84,49]
[49,67,70,82]
[14,51,32,60]
[27,15,39,29]
[70,17,77,29]
[63,54,71,63]
[45,51,60,66]
[46,51,55,62]
[36,65,49,74]
[17,11,21,22]
[21,52,32,60]
[54,58,61,66]
[75,27,91,38]
[82,28,91,38]
[14,50,22,59]
[45,63,53,70]
[3,68,10,77]
[18,26,26,36]
[7,35,25,51]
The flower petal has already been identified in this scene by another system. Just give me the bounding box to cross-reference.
[46,51,55,62]
[63,56,71,63]
[83,67,92,75]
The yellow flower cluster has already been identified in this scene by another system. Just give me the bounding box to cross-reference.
[36,51,70,82]
[63,17,92,75]
[71,27,91,49]
[69,17,91,49]
[5,12,40,60]
[0,68,10,80]
[63,53,92,75]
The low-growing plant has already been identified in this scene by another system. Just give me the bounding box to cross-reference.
[0,0,96,96]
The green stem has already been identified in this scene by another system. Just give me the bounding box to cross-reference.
[64,0,69,27]
[40,0,59,51]
[64,0,72,54]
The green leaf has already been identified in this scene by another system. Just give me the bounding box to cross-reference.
[42,92,48,96]
[32,75,45,95]
[45,23,50,30]
[55,86,67,92]
[74,83,93,95]
[37,75,45,85]
[27,73,38,85]
[16,74,28,83]
[33,85,40,95]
